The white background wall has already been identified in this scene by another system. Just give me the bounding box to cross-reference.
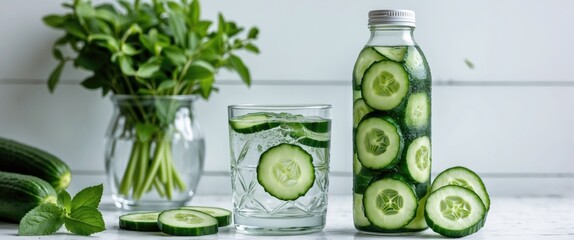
[0,0,573,197]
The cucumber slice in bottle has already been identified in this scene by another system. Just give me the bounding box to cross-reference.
[353,193,371,227]
[404,194,429,230]
[404,93,430,130]
[431,166,491,211]
[158,209,218,236]
[355,115,403,170]
[229,112,279,134]
[353,167,377,194]
[257,143,315,200]
[425,185,487,238]
[363,175,418,230]
[119,212,160,231]
[400,136,431,183]
[354,47,386,87]
[353,99,374,128]
[353,154,361,175]
[179,206,231,227]
[361,61,409,111]
[374,46,407,62]
[404,47,428,80]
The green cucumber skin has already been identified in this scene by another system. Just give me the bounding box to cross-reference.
[425,216,486,238]
[356,225,425,233]
[0,137,71,192]
[119,220,160,232]
[159,223,218,236]
[0,171,58,222]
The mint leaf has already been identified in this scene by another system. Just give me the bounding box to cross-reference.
[58,190,72,214]
[71,184,103,211]
[64,207,105,236]
[18,203,64,236]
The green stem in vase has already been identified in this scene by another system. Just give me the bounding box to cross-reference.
[119,142,139,196]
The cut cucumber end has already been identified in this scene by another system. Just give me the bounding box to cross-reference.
[158,209,219,236]
[257,143,315,201]
[425,185,487,238]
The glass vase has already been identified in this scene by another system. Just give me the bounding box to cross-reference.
[105,95,205,210]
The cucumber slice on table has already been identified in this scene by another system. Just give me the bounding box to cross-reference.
[353,99,374,128]
[355,115,403,170]
[425,185,487,238]
[354,47,386,87]
[361,61,409,111]
[431,166,490,211]
[230,113,279,134]
[404,93,430,130]
[257,143,315,200]
[179,206,231,227]
[363,175,418,230]
[400,136,431,183]
[119,212,160,231]
[158,209,219,236]
[374,46,407,62]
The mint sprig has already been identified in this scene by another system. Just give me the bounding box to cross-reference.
[18,184,106,236]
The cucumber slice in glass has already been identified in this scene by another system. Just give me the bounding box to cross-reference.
[361,61,409,111]
[257,143,315,200]
[400,136,431,183]
[119,212,160,231]
[289,122,331,148]
[425,185,487,238]
[229,112,279,134]
[353,98,374,128]
[355,115,403,170]
[353,193,371,227]
[431,166,491,211]
[179,206,231,227]
[363,175,418,230]
[374,46,407,62]
[404,93,430,130]
[354,47,386,87]
[158,209,218,236]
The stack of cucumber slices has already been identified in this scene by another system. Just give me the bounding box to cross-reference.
[425,166,490,238]
[119,206,231,236]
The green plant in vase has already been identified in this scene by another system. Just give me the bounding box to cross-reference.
[43,0,259,202]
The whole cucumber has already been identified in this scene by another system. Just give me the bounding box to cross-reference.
[0,137,71,192]
[0,171,58,222]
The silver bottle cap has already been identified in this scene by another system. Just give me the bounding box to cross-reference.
[369,10,416,27]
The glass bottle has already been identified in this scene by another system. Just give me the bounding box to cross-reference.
[352,10,432,234]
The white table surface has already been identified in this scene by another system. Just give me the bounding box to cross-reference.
[1,195,573,239]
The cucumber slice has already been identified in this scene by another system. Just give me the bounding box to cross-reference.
[301,118,330,133]
[425,185,487,238]
[158,209,218,236]
[404,93,430,130]
[230,113,279,134]
[257,143,315,200]
[354,47,386,87]
[119,212,160,231]
[353,154,361,175]
[401,136,431,183]
[404,47,428,80]
[355,115,403,170]
[290,123,331,148]
[353,167,377,194]
[431,166,491,211]
[353,193,370,227]
[179,206,231,227]
[404,194,429,230]
[353,99,374,128]
[361,61,409,111]
[414,182,430,200]
[374,46,407,62]
[363,175,418,230]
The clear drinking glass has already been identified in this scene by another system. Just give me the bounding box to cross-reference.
[228,105,332,234]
